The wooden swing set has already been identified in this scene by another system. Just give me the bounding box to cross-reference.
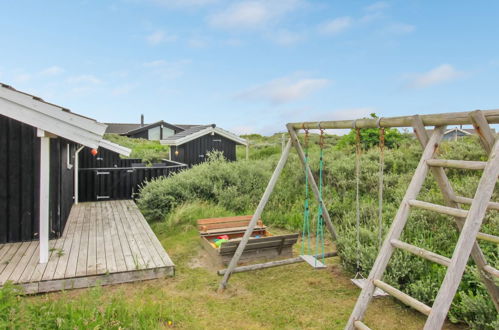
[218,109,499,330]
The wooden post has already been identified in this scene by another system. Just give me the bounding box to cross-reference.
[425,139,499,329]
[218,139,292,290]
[412,116,499,313]
[470,110,496,153]
[38,129,50,264]
[345,126,445,330]
[287,124,338,241]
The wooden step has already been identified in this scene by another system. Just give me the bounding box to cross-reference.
[407,200,468,218]
[390,239,450,267]
[373,279,432,316]
[427,159,487,170]
[483,265,499,278]
[353,320,371,330]
[476,232,499,244]
[299,255,327,269]
[452,195,499,211]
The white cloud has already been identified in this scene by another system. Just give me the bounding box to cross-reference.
[148,0,219,8]
[67,74,102,85]
[146,30,177,45]
[111,83,138,96]
[407,64,463,88]
[142,59,191,78]
[230,125,257,135]
[40,66,64,76]
[364,1,389,12]
[266,29,304,45]
[385,23,415,35]
[208,0,301,30]
[237,76,330,105]
[319,17,353,35]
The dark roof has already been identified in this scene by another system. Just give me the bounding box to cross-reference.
[105,123,143,134]
[162,125,211,142]
[0,83,97,122]
[175,124,200,130]
[125,120,184,136]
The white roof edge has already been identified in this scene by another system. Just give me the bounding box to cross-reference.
[99,139,132,157]
[160,126,248,146]
[0,85,106,149]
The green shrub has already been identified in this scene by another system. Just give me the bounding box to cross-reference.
[104,134,170,164]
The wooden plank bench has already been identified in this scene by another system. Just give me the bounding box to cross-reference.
[197,215,299,265]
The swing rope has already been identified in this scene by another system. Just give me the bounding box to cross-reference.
[301,126,311,256]
[378,126,385,250]
[315,128,326,264]
[355,126,361,273]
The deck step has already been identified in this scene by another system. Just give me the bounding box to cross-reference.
[390,239,451,267]
[407,200,468,218]
[353,320,371,330]
[483,265,499,278]
[452,195,499,211]
[299,255,327,269]
[427,159,487,170]
[373,279,432,316]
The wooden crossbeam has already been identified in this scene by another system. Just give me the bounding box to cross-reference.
[426,159,487,170]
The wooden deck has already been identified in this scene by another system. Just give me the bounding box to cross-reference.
[0,200,174,294]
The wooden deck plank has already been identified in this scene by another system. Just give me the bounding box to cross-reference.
[52,205,80,280]
[126,200,174,267]
[0,243,12,261]
[0,244,20,274]
[75,204,91,277]
[65,204,85,278]
[110,201,136,271]
[116,201,146,269]
[19,243,40,283]
[125,203,165,268]
[86,203,98,276]
[101,201,117,273]
[95,202,108,274]
[0,242,30,285]
[104,201,126,272]
[118,200,156,269]
[8,241,38,283]
[30,240,56,282]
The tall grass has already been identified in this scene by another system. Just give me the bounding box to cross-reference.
[138,135,498,329]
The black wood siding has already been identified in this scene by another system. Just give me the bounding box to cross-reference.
[79,147,142,169]
[0,115,75,243]
[170,133,237,166]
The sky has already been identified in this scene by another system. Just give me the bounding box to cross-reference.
[1,1,499,135]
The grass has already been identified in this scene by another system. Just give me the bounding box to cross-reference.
[104,133,170,164]
[9,221,465,329]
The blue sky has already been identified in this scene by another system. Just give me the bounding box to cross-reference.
[1,1,499,135]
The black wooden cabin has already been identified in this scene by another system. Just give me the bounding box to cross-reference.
[0,115,75,243]
[161,124,248,166]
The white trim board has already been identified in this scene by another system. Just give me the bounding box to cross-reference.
[0,85,106,149]
[160,126,248,146]
[99,139,132,156]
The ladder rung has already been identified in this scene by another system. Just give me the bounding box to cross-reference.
[373,279,432,316]
[453,195,499,211]
[354,320,371,330]
[427,159,487,170]
[476,232,499,244]
[408,200,468,218]
[484,265,499,278]
[390,239,450,267]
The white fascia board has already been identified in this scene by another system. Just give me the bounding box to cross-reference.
[160,126,213,146]
[0,90,106,149]
[99,139,132,156]
[213,127,248,146]
[160,127,248,146]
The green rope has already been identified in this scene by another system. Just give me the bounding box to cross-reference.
[315,146,326,264]
[301,131,311,255]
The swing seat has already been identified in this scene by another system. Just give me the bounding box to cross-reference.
[350,278,389,297]
[299,255,327,269]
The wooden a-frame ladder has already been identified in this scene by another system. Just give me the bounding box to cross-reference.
[347,111,499,330]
